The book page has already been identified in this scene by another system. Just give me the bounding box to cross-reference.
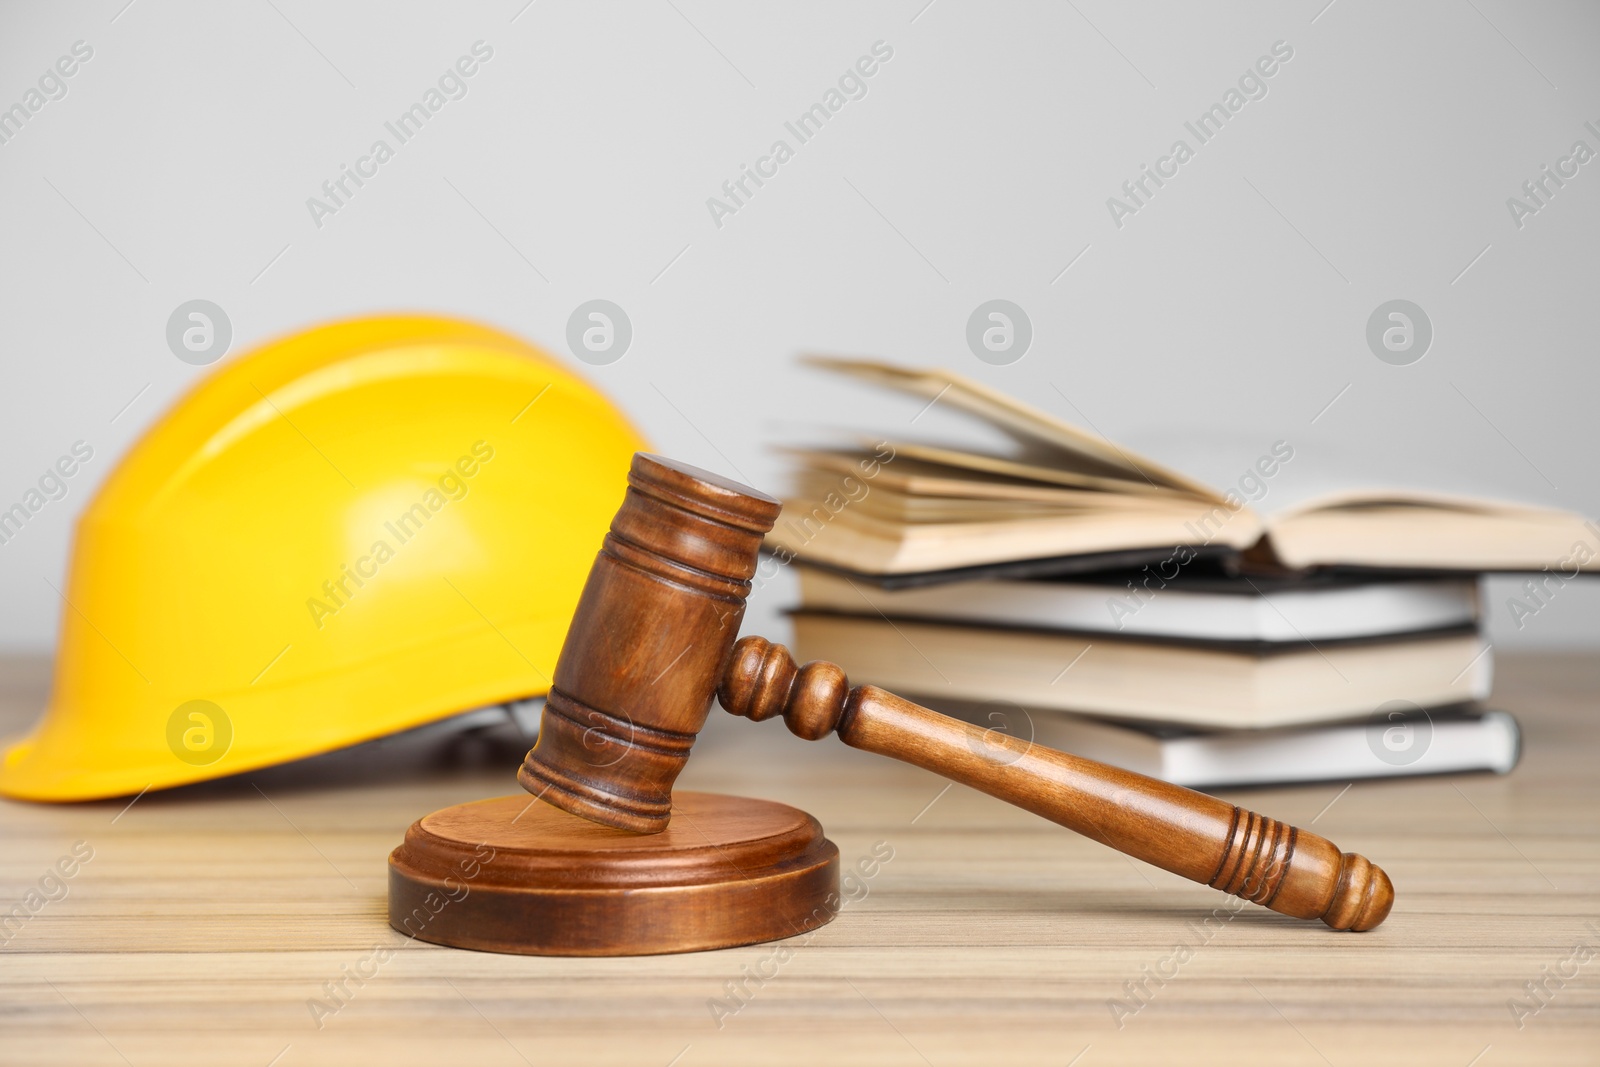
[804,356,1224,502]
[878,440,1189,497]
[784,449,1190,509]
[1119,429,1580,521]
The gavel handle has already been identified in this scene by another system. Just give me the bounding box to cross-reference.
[719,637,1393,931]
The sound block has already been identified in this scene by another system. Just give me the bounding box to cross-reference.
[388,791,840,956]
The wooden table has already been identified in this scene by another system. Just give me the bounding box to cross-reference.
[2,652,1596,1065]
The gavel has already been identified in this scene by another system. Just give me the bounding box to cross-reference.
[518,453,1394,932]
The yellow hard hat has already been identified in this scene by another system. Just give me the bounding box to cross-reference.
[0,315,646,801]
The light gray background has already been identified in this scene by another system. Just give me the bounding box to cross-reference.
[2,0,1597,651]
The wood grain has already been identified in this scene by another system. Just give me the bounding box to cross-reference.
[388,792,839,956]
[721,637,1392,931]
[518,453,783,833]
[1,652,1597,1065]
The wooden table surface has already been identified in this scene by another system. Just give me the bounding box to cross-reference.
[1,652,1596,1066]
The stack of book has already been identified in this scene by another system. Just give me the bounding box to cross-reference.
[768,359,1595,787]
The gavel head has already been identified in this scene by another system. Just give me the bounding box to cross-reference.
[517,453,782,833]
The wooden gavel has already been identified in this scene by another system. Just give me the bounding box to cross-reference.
[519,454,1393,931]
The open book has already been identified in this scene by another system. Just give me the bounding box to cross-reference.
[768,358,1599,582]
